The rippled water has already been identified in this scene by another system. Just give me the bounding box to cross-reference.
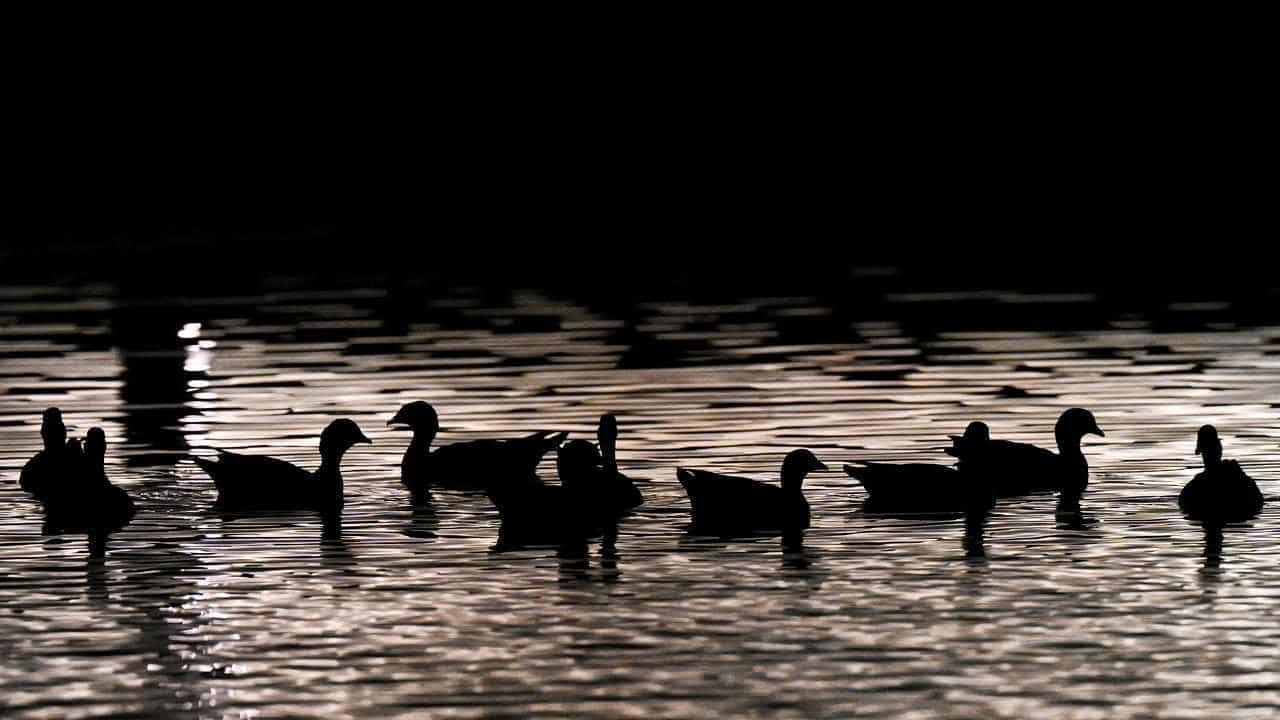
[2,280,1278,719]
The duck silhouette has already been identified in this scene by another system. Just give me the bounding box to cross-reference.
[19,408,82,500]
[489,440,615,548]
[593,414,645,511]
[844,421,994,513]
[1178,425,1264,522]
[194,419,371,510]
[946,408,1103,497]
[678,449,827,535]
[388,401,566,500]
[44,427,136,533]
[557,438,643,518]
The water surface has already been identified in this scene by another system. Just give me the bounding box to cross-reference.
[2,280,1278,718]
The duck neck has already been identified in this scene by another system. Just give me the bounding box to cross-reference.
[409,428,436,456]
[600,440,617,472]
[317,448,346,481]
[781,469,806,494]
[1056,430,1083,457]
[1201,450,1223,470]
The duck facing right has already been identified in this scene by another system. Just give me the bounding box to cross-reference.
[1179,425,1264,522]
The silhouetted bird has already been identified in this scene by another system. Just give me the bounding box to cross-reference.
[44,428,136,532]
[489,441,616,547]
[557,438,643,518]
[593,414,645,511]
[194,419,370,509]
[946,408,1103,497]
[1179,425,1264,522]
[844,422,994,513]
[678,449,827,535]
[387,401,566,499]
[19,408,83,500]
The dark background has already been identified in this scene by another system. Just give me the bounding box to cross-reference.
[7,12,1271,296]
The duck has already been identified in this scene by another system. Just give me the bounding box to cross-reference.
[1178,425,1264,522]
[19,408,82,501]
[194,418,371,510]
[557,438,643,518]
[387,401,566,499]
[843,421,994,514]
[43,428,136,533]
[946,408,1104,497]
[488,440,613,548]
[678,449,827,534]
[594,414,644,512]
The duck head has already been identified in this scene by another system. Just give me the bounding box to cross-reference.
[41,407,67,452]
[1195,424,1223,467]
[557,439,603,483]
[781,448,827,491]
[319,419,372,465]
[962,421,990,443]
[1054,408,1104,452]
[388,401,440,443]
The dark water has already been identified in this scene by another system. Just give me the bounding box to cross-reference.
[2,280,1278,718]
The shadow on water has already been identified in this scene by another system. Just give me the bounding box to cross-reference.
[111,289,197,468]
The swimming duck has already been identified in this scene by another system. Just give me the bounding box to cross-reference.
[44,428,136,532]
[844,422,994,513]
[488,441,612,547]
[594,414,644,511]
[387,401,566,499]
[946,408,1103,497]
[194,419,371,509]
[678,449,827,534]
[556,438,643,518]
[1178,425,1264,522]
[19,408,82,501]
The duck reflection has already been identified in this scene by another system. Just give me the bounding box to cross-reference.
[962,507,990,562]
[403,503,439,541]
[80,529,211,716]
[555,527,623,584]
[1055,491,1099,532]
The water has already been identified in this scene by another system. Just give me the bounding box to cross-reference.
[2,279,1278,718]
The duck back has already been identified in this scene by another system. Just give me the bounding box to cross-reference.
[952,439,1075,496]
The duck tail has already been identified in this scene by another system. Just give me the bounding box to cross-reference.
[842,463,868,480]
[676,468,696,488]
[192,455,219,477]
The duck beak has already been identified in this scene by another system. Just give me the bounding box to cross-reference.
[1090,424,1105,438]
[357,432,372,445]
[1194,441,1203,455]
[813,460,829,472]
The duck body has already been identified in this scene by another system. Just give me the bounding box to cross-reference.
[389,401,565,500]
[41,428,135,533]
[592,414,644,514]
[194,419,370,511]
[18,408,80,501]
[19,442,81,501]
[844,462,994,514]
[489,482,607,547]
[947,409,1103,498]
[196,451,336,509]
[680,469,810,533]
[402,433,563,495]
[1179,425,1264,522]
[678,449,826,535]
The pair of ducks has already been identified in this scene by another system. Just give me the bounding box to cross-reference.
[194,402,644,528]
[17,408,136,532]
